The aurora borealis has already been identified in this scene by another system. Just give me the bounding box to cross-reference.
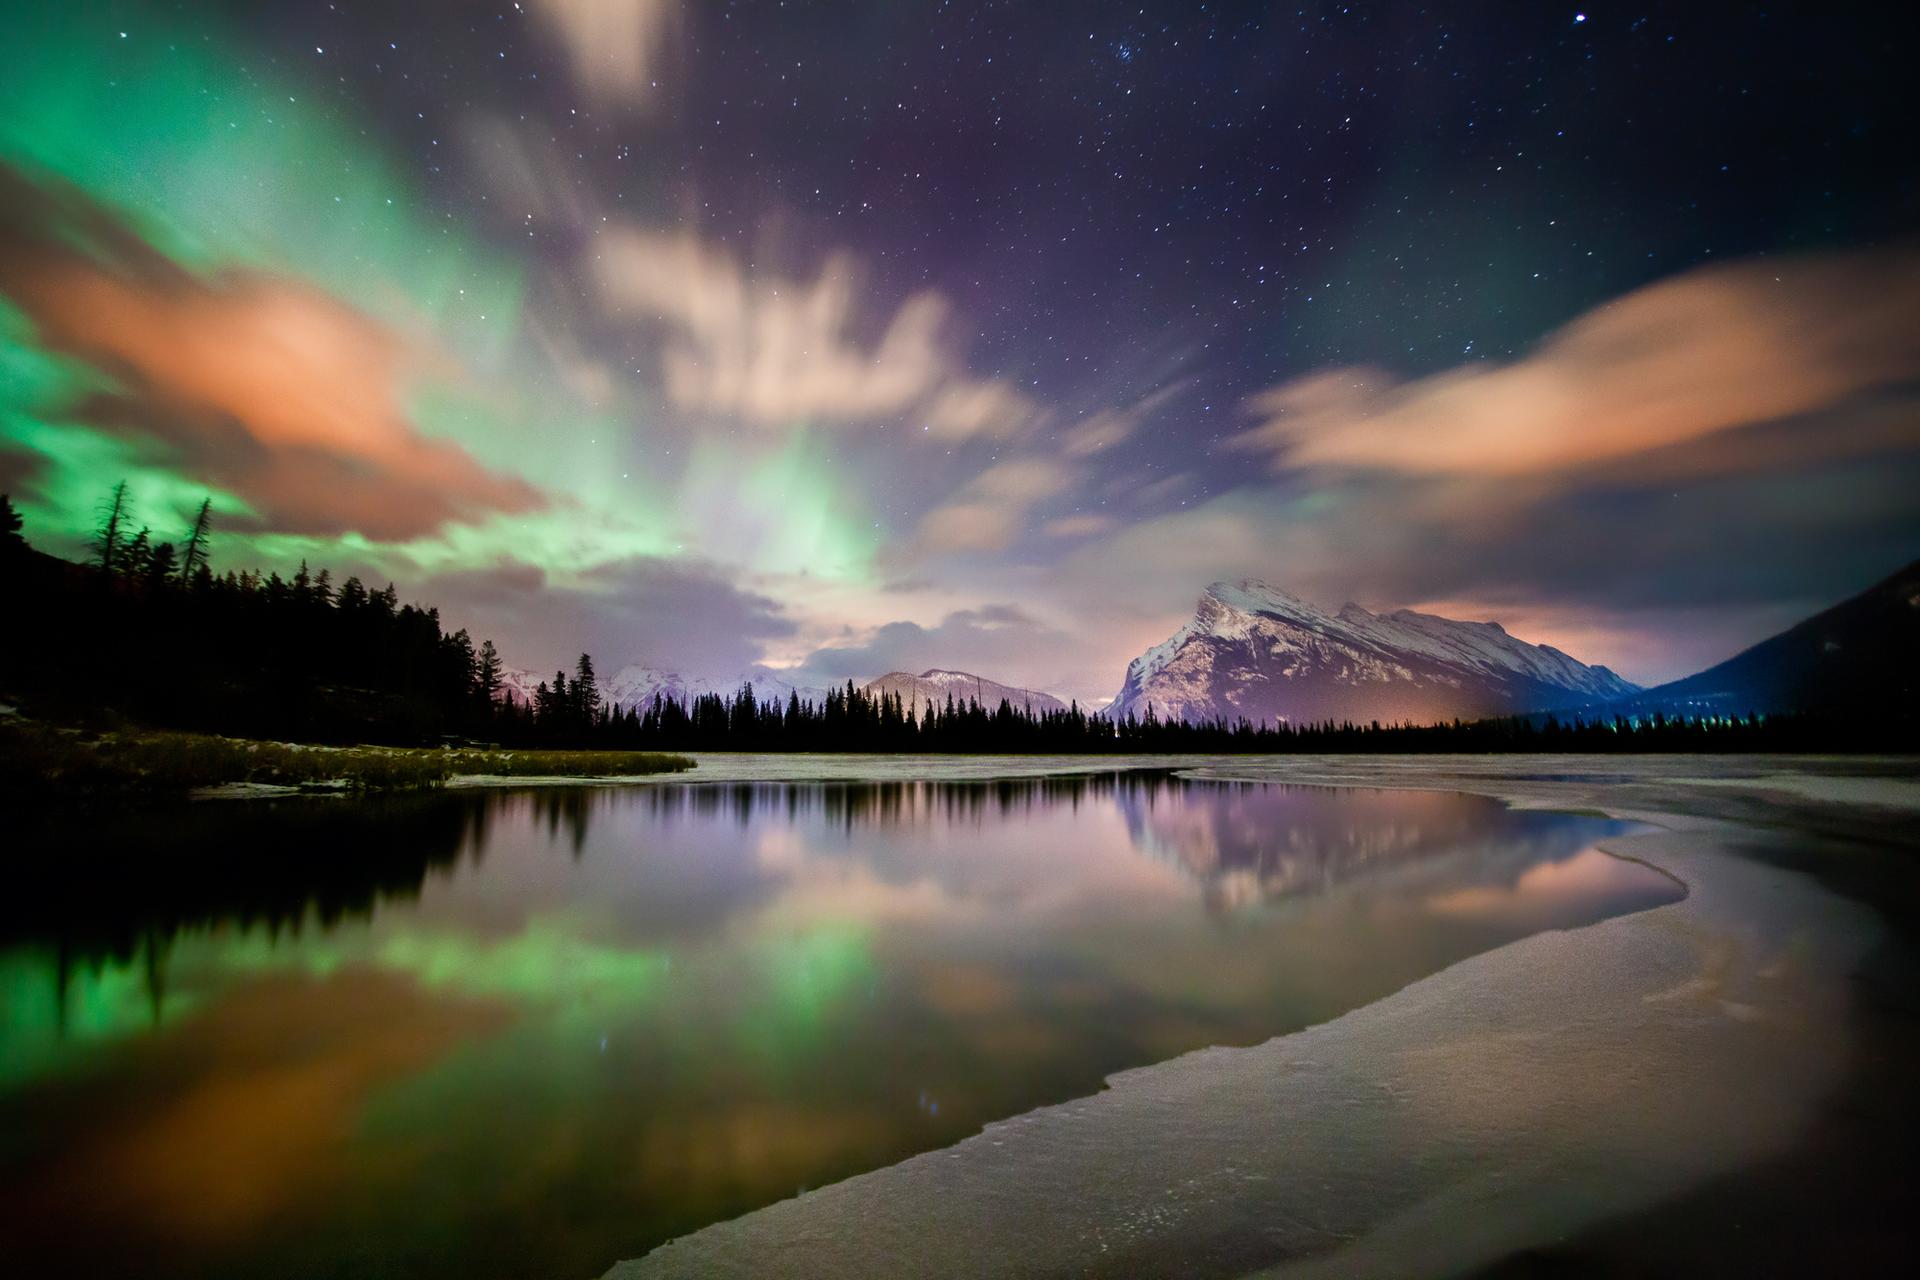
[2,2,1917,699]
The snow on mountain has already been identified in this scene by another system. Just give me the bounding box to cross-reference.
[863,669,1070,718]
[492,665,546,709]
[1108,580,1640,726]
[602,664,833,713]
[494,663,831,712]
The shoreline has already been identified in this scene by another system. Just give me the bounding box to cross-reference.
[0,721,694,795]
[597,755,1916,1279]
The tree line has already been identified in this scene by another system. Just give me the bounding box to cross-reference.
[1,487,1904,753]
[0,488,626,747]
[609,681,1900,754]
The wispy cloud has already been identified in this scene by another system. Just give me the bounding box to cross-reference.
[784,603,1087,699]
[531,0,683,112]
[910,457,1074,555]
[1059,382,1186,457]
[594,229,1038,438]
[1229,248,1920,477]
[1042,513,1118,538]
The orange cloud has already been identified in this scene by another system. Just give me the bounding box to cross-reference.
[912,457,1073,555]
[1230,247,1920,476]
[0,165,544,538]
[1043,512,1118,538]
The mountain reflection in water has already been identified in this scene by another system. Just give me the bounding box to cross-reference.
[0,773,1677,1280]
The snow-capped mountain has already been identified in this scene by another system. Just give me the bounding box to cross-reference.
[602,664,833,713]
[1108,580,1640,726]
[863,669,1070,718]
[493,665,547,709]
[494,663,830,712]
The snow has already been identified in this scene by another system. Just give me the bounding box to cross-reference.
[866,670,1069,715]
[599,665,833,713]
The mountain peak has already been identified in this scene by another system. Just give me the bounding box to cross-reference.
[1112,580,1640,725]
[1200,579,1328,628]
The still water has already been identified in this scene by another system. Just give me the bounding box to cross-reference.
[0,773,1678,1279]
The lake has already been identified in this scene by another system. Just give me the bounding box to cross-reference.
[0,772,1679,1279]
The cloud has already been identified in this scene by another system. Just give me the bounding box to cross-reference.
[420,555,795,678]
[911,457,1073,555]
[1229,248,1920,477]
[531,0,683,111]
[1043,513,1117,538]
[1059,382,1187,458]
[594,229,1037,437]
[1055,442,1920,684]
[0,165,543,539]
[784,604,1089,698]
[1059,410,1137,458]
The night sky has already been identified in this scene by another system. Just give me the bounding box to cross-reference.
[2,1,1916,700]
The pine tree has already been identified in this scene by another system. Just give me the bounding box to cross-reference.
[573,653,600,726]
[179,497,213,581]
[476,638,503,706]
[124,527,152,577]
[92,481,131,574]
[146,541,177,585]
[0,493,24,553]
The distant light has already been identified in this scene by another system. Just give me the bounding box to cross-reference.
[1574,12,1587,21]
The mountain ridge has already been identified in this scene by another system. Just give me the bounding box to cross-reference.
[864,669,1069,718]
[1599,558,1919,719]
[1109,579,1641,726]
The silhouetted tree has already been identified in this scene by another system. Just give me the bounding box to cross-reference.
[0,493,24,554]
[145,541,177,587]
[179,497,213,582]
[573,653,600,728]
[476,638,502,708]
[124,527,153,578]
[91,481,131,574]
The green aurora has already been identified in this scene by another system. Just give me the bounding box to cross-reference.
[0,5,881,646]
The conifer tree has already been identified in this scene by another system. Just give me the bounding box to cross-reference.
[124,527,152,577]
[179,497,213,581]
[92,480,131,574]
[146,541,177,586]
[0,493,24,554]
[573,653,600,726]
[476,638,503,706]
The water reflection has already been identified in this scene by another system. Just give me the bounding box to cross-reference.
[0,774,1677,1280]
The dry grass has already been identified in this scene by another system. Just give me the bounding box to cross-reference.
[0,720,693,794]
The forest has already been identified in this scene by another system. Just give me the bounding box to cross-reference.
[1,488,1903,754]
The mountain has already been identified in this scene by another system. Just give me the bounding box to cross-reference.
[1609,559,1920,719]
[495,663,831,712]
[1108,580,1640,727]
[494,665,546,708]
[602,664,833,713]
[863,669,1070,718]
